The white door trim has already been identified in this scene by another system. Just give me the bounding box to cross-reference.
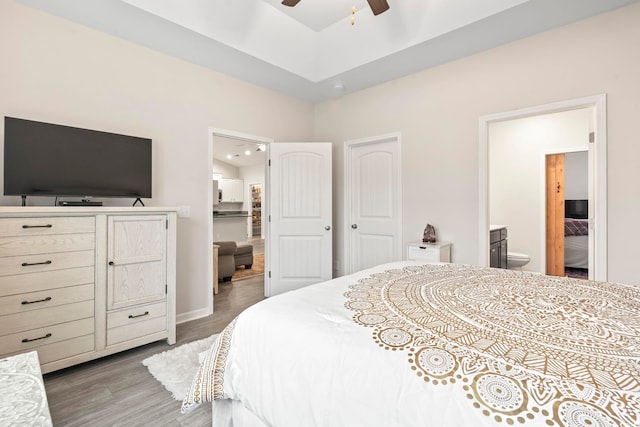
[209,128,274,313]
[478,94,607,281]
[343,132,402,276]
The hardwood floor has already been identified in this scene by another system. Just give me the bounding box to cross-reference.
[43,276,265,426]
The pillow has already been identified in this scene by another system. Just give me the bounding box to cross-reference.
[565,218,589,236]
[181,318,237,414]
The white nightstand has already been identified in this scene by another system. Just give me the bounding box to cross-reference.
[407,241,452,263]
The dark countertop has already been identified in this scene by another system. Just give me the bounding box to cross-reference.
[213,211,250,218]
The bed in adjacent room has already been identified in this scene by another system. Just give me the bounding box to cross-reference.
[564,200,590,271]
[182,261,640,427]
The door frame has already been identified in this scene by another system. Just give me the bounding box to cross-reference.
[343,132,402,275]
[208,127,273,314]
[478,94,607,281]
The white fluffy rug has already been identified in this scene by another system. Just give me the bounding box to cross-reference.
[142,334,218,401]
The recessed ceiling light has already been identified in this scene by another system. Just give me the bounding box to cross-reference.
[226,154,233,159]
[245,150,251,156]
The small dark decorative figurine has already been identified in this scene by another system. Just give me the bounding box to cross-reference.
[423,224,436,243]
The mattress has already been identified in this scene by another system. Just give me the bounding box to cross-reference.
[183,261,640,426]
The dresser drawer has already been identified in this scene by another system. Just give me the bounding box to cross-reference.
[0,300,94,337]
[107,300,167,346]
[0,267,94,297]
[0,250,94,277]
[0,217,95,237]
[0,233,95,257]
[0,283,94,316]
[34,335,95,366]
[0,317,94,357]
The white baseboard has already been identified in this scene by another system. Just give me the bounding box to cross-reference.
[176,306,212,324]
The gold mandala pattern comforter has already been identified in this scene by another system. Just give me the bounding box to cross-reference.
[346,264,640,426]
[183,262,640,427]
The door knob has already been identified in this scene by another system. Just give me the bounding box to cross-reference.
[325,226,331,230]
[351,224,358,229]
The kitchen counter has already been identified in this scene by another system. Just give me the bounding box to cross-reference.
[213,211,250,218]
[213,212,248,242]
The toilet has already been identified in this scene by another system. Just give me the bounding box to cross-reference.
[507,252,530,269]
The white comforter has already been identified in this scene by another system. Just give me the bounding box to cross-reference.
[183,261,640,427]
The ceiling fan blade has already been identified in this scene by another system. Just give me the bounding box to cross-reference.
[366,0,390,15]
[281,0,301,7]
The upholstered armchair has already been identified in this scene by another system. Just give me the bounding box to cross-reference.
[215,241,237,281]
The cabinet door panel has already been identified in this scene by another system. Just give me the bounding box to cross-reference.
[107,215,167,310]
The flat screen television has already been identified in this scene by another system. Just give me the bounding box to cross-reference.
[565,199,588,219]
[4,117,151,201]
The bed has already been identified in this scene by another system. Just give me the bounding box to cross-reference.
[182,261,640,426]
[565,200,589,270]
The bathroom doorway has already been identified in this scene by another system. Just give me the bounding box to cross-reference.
[479,94,607,282]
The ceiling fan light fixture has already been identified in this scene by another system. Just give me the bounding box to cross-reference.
[367,0,390,16]
[281,0,301,7]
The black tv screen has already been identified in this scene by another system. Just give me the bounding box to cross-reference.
[4,117,151,199]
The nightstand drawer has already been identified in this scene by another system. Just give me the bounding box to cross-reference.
[407,242,452,263]
[0,217,95,237]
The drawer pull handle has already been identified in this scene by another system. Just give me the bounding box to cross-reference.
[108,261,115,266]
[22,224,53,229]
[22,333,52,343]
[128,311,149,319]
[21,260,52,267]
[21,296,52,305]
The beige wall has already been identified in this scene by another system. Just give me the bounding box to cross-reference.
[314,2,640,285]
[0,1,314,320]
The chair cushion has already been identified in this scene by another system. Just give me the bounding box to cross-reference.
[236,243,253,255]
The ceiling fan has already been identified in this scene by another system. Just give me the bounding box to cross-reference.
[281,0,390,16]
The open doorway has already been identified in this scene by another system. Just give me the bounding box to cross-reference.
[209,128,272,314]
[545,150,589,279]
[479,94,607,282]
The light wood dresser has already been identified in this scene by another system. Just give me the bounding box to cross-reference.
[0,207,177,373]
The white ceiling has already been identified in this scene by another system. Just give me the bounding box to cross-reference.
[16,0,639,103]
[213,136,267,168]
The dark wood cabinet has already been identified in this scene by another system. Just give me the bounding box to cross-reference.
[490,227,507,269]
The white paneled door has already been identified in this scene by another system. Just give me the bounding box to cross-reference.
[346,135,401,273]
[267,143,332,296]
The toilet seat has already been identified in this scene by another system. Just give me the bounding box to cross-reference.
[507,251,530,269]
[507,252,529,261]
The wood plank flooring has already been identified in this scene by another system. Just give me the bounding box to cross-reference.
[43,275,265,426]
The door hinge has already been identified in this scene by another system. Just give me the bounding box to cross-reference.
[165,284,168,294]
[165,219,168,229]
[589,132,595,143]
[268,159,271,166]
[269,215,271,222]
[268,271,271,278]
